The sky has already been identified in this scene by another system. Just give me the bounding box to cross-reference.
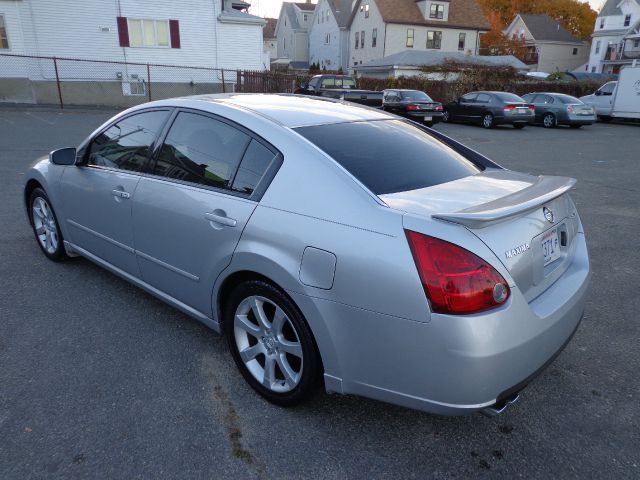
[248,0,607,20]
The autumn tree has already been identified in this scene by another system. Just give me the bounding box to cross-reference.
[478,0,597,54]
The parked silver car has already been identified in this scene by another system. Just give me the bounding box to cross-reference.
[24,95,590,415]
[522,92,596,128]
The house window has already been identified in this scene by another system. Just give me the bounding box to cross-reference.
[599,18,604,29]
[624,14,631,27]
[0,15,9,49]
[406,28,414,47]
[355,31,359,49]
[430,4,444,20]
[365,4,370,18]
[427,31,442,49]
[360,5,364,11]
[303,14,308,22]
[572,47,578,55]
[325,33,330,45]
[285,17,287,26]
[591,66,596,73]
[360,30,365,48]
[372,28,377,47]
[458,33,466,51]
[128,19,170,47]
[635,39,640,48]
[595,40,600,54]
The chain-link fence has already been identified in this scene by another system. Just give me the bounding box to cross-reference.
[0,53,298,108]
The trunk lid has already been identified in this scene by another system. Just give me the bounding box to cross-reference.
[380,169,581,302]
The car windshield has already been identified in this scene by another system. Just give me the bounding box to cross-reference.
[336,77,356,89]
[402,91,433,102]
[555,94,584,104]
[295,120,481,195]
[495,92,526,103]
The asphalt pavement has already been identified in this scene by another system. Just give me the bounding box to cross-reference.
[0,107,638,479]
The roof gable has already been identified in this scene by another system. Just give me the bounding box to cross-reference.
[349,0,490,31]
[515,14,582,43]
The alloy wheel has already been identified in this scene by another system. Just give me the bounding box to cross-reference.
[543,113,556,128]
[32,197,59,255]
[233,295,304,393]
[483,114,493,129]
[442,110,450,122]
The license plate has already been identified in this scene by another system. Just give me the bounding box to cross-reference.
[517,108,528,113]
[542,229,561,266]
[425,116,432,121]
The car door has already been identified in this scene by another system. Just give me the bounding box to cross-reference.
[472,93,492,121]
[592,82,617,115]
[59,109,171,276]
[455,93,477,121]
[131,109,281,316]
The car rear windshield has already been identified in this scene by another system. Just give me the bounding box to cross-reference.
[402,91,433,102]
[555,94,583,104]
[295,120,482,195]
[495,92,526,103]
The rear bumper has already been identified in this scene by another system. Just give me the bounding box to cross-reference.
[407,111,443,122]
[496,113,535,125]
[298,233,590,415]
[564,115,596,125]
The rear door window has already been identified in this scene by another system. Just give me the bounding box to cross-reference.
[475,93,491,103]
[153,111,250,190]
[231,140,278,195]
[296,120,481,195]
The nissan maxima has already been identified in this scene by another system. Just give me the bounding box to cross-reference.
[24,94,590,415]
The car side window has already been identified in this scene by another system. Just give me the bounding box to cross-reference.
[308,77,320,89]
[231,140,278,195]
[475,93,491,103]
[87,110,169,173]
[461,93,477,103]
[599,82,616,95]
[539,95,553,104]
[523,94,537,103]
[320,77,336,88]
[153,112,250,190]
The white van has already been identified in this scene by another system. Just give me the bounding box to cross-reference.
[580,63,640,121]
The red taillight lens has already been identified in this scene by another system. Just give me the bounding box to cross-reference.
[407,104,420,111]
[528,104,535,112]
[435,105,443,111]
[405,230,510,315]
[503,104,516,112]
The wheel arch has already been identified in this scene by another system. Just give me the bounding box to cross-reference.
[24,178,44,224]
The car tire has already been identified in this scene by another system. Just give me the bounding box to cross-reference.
[482,113,494,129]
[598,115,612,123]
[513,124,526,129]
[442,110,450,123]
[28,187,69,262]
[542,113,557,128]
[223,280,321,407]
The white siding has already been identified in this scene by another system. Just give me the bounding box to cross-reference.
[309,0,343,70]
[349,0,385,67]
[587,1,640,72]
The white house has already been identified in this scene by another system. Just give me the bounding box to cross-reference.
[275,1,316,69]
[503,14,590,73]
[347,0,490,69]
[587,0,640,74]
[309,0,353,71]
[0,0,266,76]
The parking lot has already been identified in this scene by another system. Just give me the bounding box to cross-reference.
[1,107,638,479]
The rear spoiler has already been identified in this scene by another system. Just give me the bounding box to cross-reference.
[433,175,576,229]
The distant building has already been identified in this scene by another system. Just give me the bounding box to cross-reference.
[263,18,278,63]
[353,49,528,78]
[587,0,640,74]
[274,1,316,69]
[504,14,590,73]
[309,0,353,71]
[347,0,490,69]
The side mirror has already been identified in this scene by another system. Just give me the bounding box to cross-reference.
[594,90,602,96]
[307,85,316,93]
[49,147,77,166]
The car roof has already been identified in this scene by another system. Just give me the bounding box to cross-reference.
[146,94,392,128]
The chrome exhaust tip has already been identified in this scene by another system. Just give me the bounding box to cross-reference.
[480,393,520,417]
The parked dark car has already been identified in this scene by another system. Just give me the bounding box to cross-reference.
[443,91,535,129]
[295,74,383,108]
[521,93,596,128]
[381,89,443,127]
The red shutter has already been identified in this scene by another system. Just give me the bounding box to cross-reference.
[117,17,130,47]
[169,20,180,48]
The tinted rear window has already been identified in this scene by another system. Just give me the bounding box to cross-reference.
[494,92,525,103]
[555,94,583,104]
[295,120,481,195]
[402,91,433,102]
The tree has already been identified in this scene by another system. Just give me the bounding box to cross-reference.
[478,0,597,55]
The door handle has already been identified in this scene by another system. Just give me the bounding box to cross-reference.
[204,212,237,227]
[112,189,131,199]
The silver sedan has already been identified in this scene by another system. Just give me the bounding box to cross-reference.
[23,95,590,415]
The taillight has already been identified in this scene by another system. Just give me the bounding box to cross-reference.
[407,104,420,111]
[503,104,515,112]
[528,104,535,112]
[405,230,510,315]
[567,105,575,113]
[435,105,443,111]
